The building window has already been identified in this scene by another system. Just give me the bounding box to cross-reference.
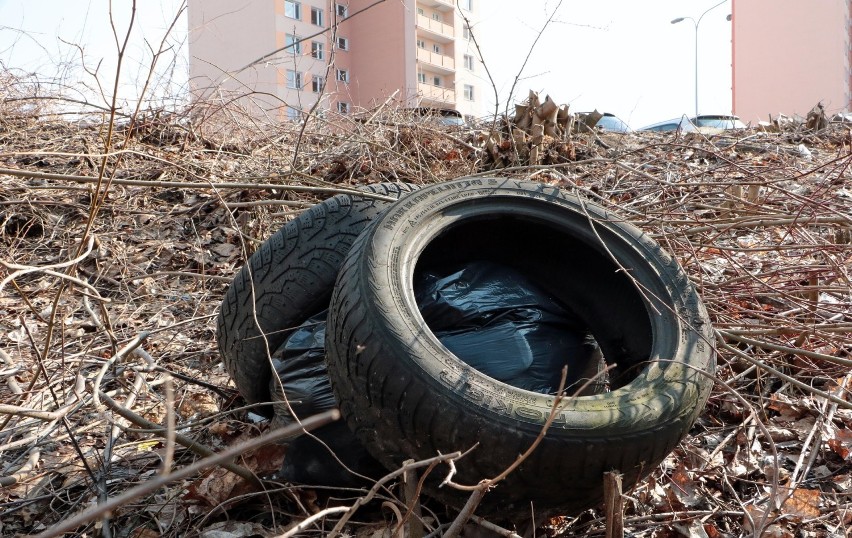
[285,34,301,54]
[417,72,426,83]
[463,24,471,40]
[337,102,350,114]
[336,3,348,18]
[464,84,474,101]
[417,39,425,49]
[286,70,302,89]
[460,0,472,10]
[432,12,441,22]
[432,43,440,54]
[336,68,349,82]
[464,54,474,70]
[417,7,424,15]
[311,7,323,26]
[311,41,324,59]
[433,75,441,87]
[286,106,301,121]
[312,75,325,93]
[337,37,349,50]
[285,0,301,20]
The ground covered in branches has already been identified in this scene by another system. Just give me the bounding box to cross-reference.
[1,99,851,537]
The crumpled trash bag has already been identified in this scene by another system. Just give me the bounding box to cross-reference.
[269,311,335,430]
[277,421,388,488]
[415,261,601,394]
[270,311,385,486]
[271,260,602,486]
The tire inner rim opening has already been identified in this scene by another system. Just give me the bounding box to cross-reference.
[412,214,654,395]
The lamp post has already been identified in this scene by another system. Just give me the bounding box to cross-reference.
[671,0,727,118]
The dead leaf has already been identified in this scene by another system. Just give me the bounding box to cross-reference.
[670,462,702,507]
[199,521,271,538]
[178,389,220,419]
[781,488,821,520]
[768,393,810,421]
[210,242,237,258]
[354,524,393,538]
[185,467,244,507]
[761,524,794,538]
[672,521,709,538]
[827,428,852,460]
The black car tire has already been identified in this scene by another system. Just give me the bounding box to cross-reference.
[325,177,715,517]
[216,183,418,409]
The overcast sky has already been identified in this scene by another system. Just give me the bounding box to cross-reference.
[0,0,733,128]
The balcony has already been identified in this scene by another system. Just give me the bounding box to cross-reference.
[418,82,456,104]
[416,13,454,42]
[418,0,453,11]
[416,48,455,73]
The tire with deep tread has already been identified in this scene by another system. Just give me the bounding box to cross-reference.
[325,177,715,517]
[216,183,417,409]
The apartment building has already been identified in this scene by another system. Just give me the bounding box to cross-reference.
[187,0,483,121]
[732,0,851,123]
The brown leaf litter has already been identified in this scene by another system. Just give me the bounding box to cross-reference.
[1,89,851,537]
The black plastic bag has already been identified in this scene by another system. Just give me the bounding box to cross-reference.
[415,261,600,394]
[269,310,336,428]
[270,311,386,486]
[272,261,600,486]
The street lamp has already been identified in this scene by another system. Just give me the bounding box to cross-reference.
[671,0,728,117]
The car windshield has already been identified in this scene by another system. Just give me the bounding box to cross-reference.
[645,122,679,132]
[596,115,631,133]
[439,115,465,126]
[693,116,746,129]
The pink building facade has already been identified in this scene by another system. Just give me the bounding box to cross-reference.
[732,0,851,123]
[187,0,483,121]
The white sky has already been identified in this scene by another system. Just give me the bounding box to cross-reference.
[0,0,733,128]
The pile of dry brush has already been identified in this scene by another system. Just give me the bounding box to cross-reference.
[1,88,851,538]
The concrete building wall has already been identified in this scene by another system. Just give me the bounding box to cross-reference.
[732,0,850,123]
[274,0,336,117]
[188,0,483,119]
[187,1,280,117]
[452,2,482,118]
[347,0,412,108]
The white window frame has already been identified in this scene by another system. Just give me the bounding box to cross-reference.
[286,70,302,89]
[464,54,474,70]
[463,24,470,40]
[337,101,350,114]
[432,12,441,21]
[433,75,441,87]
[285,0,301,20]
[336,68,349,83]
[432,43,440,54]
[311,41,324,59]
[336,3,348,18]
[417,7,424,15]
[460,0,472,10]
[285,34,301,54]
[337,37,349,50]
[417,39,425,49]
[312,75,325,93]
[417,72,426,83]
[464,84,474,101]
[311,7,323,26]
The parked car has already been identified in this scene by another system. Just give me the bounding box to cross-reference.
[639,114,746,133]
[578,111,632,133]
[411,107,466,126]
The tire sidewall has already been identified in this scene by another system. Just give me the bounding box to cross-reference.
[355,177,715,439]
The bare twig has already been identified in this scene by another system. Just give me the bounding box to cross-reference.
[35,410,339,538]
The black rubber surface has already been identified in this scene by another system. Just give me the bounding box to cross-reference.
[216,183,417,409]
[325,177,716,518]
